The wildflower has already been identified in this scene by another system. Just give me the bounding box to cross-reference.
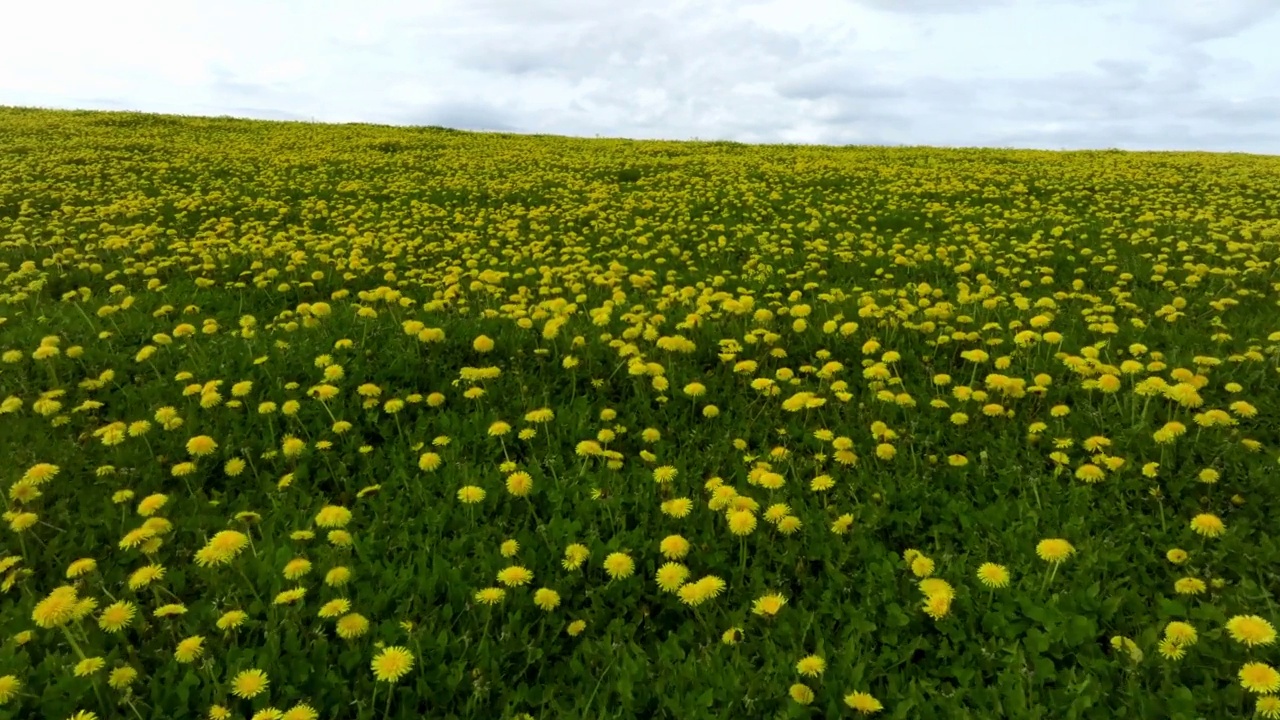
[417,452,442,471]
[32,586,79,628]
[603,552,635,580]
[283,558,312,580]
[977,563,1011,588]
[74,657,105,677]
[1240,663,1280,694]
[1036,539,1074,563]
[845,691,884,714]
[273,587,306,605]
[457,486,486,503]
[231,669,269,699]
[497,566,533,587]
[1227,616,1277,647]
[217,610,248,630]
[0,676,20,704]
[474,588,506,605]
[659,535,690,560]
[789,683,815,705]
[371,646,414,683]
[325,566,352,587]
[1157,638,1185,660]
[98,601,136,632]
[1164,621,1197,645]
[336,613,370,639]
[282,704,319,720]
[753,593,787,617]
[186,435,217,456]
[319,599,350,619]
[1174,577,1206,595]
[533,588,560,611]
[175,635,205,663]
[194,531,249,567]
[506,472,533,497]
[562,544,590,570]
[108,666,138,689]
[727,510,757,536]
[66,558,97,578]
[910,555,935,578]
[655,563,690,593]
[1190,513,1225,538]
[796,655,825,677]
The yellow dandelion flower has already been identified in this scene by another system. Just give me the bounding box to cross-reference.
[371,646,414,683]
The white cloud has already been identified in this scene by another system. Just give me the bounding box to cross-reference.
[1,0,1277,153]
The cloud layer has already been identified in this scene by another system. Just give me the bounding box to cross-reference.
[2,0,1277,153]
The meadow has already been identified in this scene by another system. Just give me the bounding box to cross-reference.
[2,106,1280,719]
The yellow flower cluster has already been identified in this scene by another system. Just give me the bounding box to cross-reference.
[1,108,1278,717]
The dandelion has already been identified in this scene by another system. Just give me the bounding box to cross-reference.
[659,535,690,560]
[371,646,414,683]
[845,691,884,714]
[0,675,18,704]
[562,544,590,571]
[319,599,350,619]
[65,558,96,578]
[108,666,138,689]
[655,563,690,592]
[336,613,370,639]
[1036,539,1074,563]
[231,669,269,699]
[457,486,485,504]
[32,585,79,628]
[506,472,533,497]
[789,683,815,705]
[283,558,312,580]
[73,657,105,677]
[195,531,249,567]
[1241,663,1280,694]
[910,555,935,578]
[1157,638,1186,660]
[603,552,635,580]
[280,704,319,720]
[175,635,205,663]
[217,610,248,630]
[273,587,306,605]
[1190,513,1225,538]
[1175,577,1206,595]
[474,588,506,605]
[1227,616,1277,647]
[98,601,136,632]
[325,567,352,587]
[186,435,217,456]
[727,510,757,536]
[1164,621,1197,645]
[533,588,561,611]
[497,566,533,587]
[796,655,825,677]
[753,593,787,617]
[977,563,1011,588]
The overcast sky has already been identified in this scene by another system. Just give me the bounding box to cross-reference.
[2,0,1278,153]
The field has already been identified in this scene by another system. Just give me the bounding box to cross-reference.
[2,107,1280,719]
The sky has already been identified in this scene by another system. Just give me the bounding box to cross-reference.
[2,0,1278,153]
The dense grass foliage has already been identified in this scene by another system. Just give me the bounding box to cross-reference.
[2,107,1280,719]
